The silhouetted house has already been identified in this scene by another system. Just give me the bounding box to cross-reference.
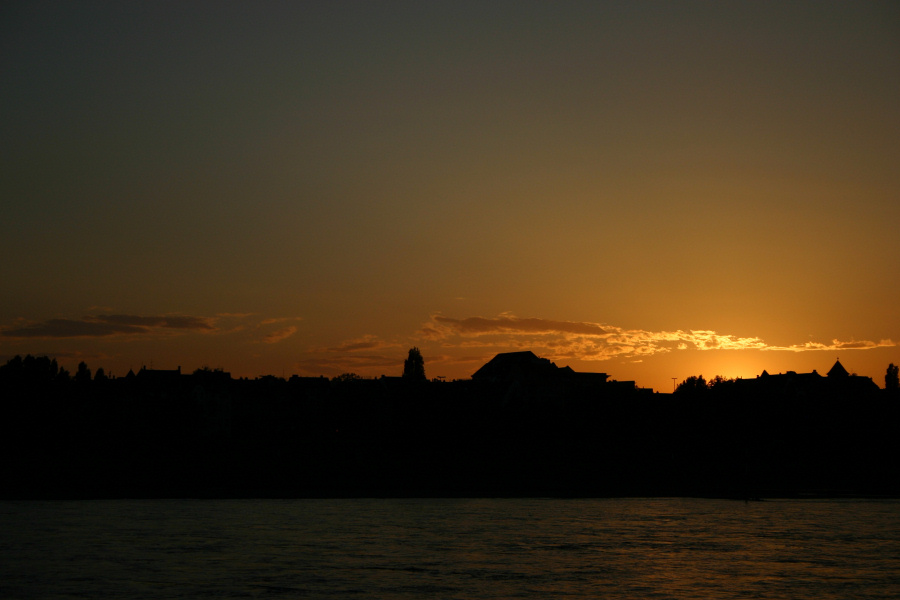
[605,379,641,394]
[470,351,639,403]
[191,368,232,383]
[737,359,877,398]
[136,365,184,389]
[288,374,329,387]
[825,358,879,394]
[827,359,849,378]
[472,351,582,383]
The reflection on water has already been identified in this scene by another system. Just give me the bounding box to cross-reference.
[1,498,899,599]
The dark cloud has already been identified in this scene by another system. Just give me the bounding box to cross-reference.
[430,315,610,337]
[1,318,141,338]
[0,314,215,339]
[324,335,391,352]
[96,314,214,330]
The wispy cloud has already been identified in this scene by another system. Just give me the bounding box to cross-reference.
[255,317,303,344]
[422,315,610,338]
[421,314,895,362]
[322,334,395,353]
[263,326,298,344]
[0,314,215,339]
[0,313,310,345]
[259,317,303,326]
[96,314,214,330]
[770,339,896,352]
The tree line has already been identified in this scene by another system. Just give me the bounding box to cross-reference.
[2,351,898,499]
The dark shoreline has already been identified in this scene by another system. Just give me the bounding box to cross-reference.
[3,367,899,502]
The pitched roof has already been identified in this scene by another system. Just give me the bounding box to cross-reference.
[471,351,609,383]
[472,351,556,380]
[827,359,849,378]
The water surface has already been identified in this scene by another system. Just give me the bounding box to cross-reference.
[1,498,898,599]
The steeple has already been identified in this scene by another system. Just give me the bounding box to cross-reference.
[827,359,849,378]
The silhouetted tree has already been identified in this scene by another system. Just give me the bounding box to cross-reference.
[708,375,735,391]
[887,363,899,390]
[94,367,108,382]
[675,375,707,395]
[0,354,23,375]
[75,361,91,383]
[193,366,226,376]
[1,354,63,385]
[333,372,361,383]
[403,347,426,381]
[0,355,25,384]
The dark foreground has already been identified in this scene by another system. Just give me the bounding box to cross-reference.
[2,374,899,499]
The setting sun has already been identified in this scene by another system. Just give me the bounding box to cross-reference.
[1,2,897,393]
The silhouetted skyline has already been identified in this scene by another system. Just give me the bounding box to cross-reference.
[2,350,897,499]
[1,350,894,393]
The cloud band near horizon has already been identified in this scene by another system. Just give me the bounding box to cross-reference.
[0,313,301,344]
[421,314,895,361]
[0,314,216,338]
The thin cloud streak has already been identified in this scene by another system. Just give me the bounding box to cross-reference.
[0,313,309,344]
[259,317,303,326]
[421,314,895,362]
[0,314,215,339]
[771,339,896,352]
[263,326,297,344]
[322,335,395,353]
[257,317,304,344]
[424,315,610,338]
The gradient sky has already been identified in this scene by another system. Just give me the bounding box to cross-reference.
[2,1,898,391]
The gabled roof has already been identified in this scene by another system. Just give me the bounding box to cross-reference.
[472,351,556,381]
[827,359,849,378]
[471,351,609,383]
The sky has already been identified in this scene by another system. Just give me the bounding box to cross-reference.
[2,1,898,392]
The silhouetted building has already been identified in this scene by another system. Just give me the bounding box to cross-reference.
[472,351,592,383]
[136,366,184,388]
[827,359,849,378]
[469,351,650,403]
[736,359,878,398]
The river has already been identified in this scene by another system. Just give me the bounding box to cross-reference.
[1,497,898,599]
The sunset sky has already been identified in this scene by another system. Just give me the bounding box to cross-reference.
[2,1,898,392]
